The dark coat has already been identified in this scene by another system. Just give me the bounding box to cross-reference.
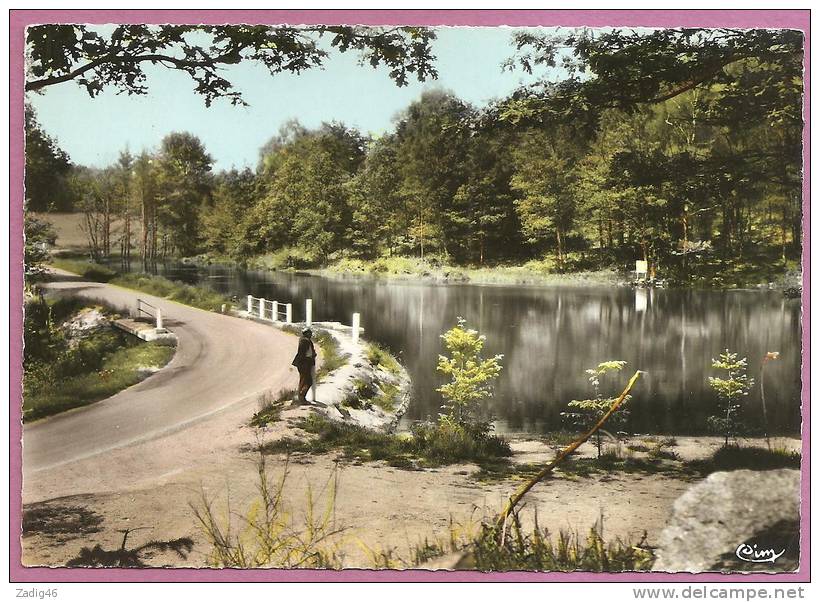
[292,336,316,368]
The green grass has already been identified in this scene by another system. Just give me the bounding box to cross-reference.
[250,389,294,427]
[50,257,117,282]
[259,414,512,468]
[472,451,695,483]
[110,273,230,312]
[23,334,174,422]
[365,342,401,375]
[685,444,801,476]
[260,414,418,468]
[48,257,231,312]
[340,378,401,413]
[465,523,654,572]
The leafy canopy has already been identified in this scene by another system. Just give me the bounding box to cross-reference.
[25,24,438,106]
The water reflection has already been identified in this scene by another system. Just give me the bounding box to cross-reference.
[130,261,803,435]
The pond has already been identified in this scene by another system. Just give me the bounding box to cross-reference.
[124,261,803,436]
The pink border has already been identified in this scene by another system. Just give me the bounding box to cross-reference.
[8,9,810,584]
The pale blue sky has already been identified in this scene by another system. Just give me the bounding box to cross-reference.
[27,27,552,172]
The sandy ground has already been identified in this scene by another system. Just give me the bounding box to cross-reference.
[21,388,801,570]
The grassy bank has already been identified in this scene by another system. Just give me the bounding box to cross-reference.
[259,413,512,468]
[49,257,230,312]
[23,298,175,421]
[194,251,798,290]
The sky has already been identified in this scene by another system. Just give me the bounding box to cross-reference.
[27,26,552,172]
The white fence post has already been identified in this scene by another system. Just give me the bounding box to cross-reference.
[156,308,163,330]
[272,301,279,322]
[259,298,266,319]
[285,303,293,324]
[247,295,252,313]
[305,298,313,326]
[352,312,360,344]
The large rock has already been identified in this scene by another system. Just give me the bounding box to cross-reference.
[62,307,110,344]
[654,469,801,573]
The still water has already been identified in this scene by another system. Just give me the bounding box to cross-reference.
[134,261,803,436]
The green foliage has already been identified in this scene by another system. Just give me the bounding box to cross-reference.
[24,105,73,212]
[707,349,754,445]
[26,25,438,105]
[22,299,174,421]
[366,342,400,375]
[409,420,512,464]
[27,27,802,287]
[24,214,57,277]
[156,132,214,256]
[50,257,117,282]
[466,522,654,572]
[261,414,511,468]
[562,360,631,458]
[341,377,400,413]
[110,273,230,312]
[249,389,293,427]
[436,317,504,430]
[191,454,342,568]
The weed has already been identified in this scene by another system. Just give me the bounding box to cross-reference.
[191,453,343,568]
[250,389,294,427]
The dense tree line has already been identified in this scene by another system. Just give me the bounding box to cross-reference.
[25,27,803,282]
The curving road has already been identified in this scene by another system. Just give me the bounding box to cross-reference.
[23,272,297,474]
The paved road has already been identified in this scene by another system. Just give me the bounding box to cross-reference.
[23,272,296,473]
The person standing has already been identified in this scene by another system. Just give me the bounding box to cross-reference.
[291,327,316,404]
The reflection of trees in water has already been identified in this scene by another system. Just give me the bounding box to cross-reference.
[152,261,802,435]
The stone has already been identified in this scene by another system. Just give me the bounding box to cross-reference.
[62,308,110,344]
[653,469,801,573]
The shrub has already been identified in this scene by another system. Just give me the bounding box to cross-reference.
[410,420,512,464]
[436,317,503,433]
[707,350,754,446]
[562,360,631,458]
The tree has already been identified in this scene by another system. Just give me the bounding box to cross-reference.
[562,360,631,458]
[155,133,214,257]
[201,168,260,258]
[510,129,580,268]
[436,317,504,433]
[345,136,403,258]
[24,214,56,278]
[25,25,438,106]
[504,28,802,117]
[24,104,73,211]
[707,350,754,446]
[393,90,472,259]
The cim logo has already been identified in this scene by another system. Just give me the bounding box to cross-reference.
[735,542,786,564]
